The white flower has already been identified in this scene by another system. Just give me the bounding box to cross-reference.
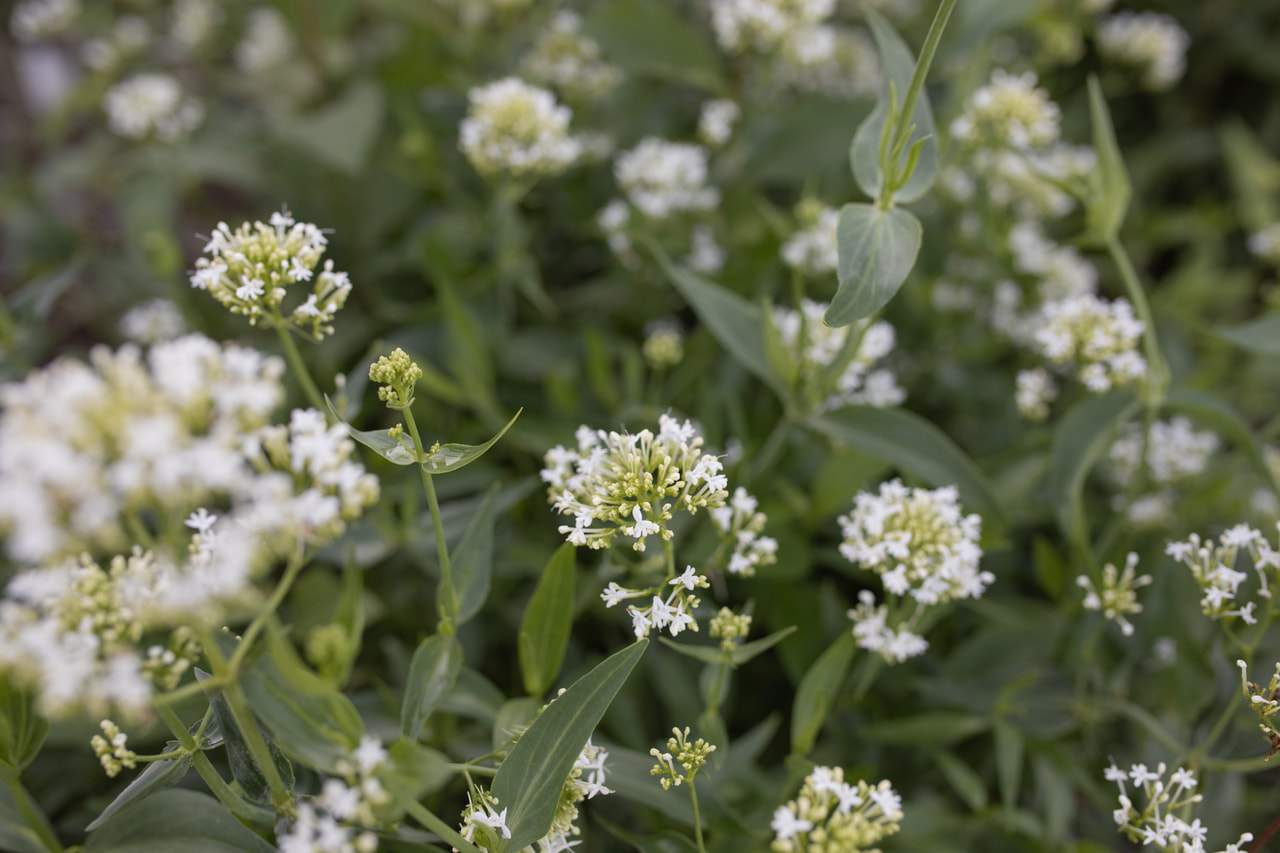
[781,204,840,275]
[236,6,294,75]
[1015,368,1057,421]
[951,69,1061,151]
[103,73,203,142]
[119,299,186,345]
[521,11,622,102]
[698,99,740,147]
[10,0,78,42]
[460,77,581,178]
[1097,12,1190,91]
[711,0,835,54]
[614,138,719,219]
[772,300,904,410]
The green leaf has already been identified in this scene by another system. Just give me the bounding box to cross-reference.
[762,299,799,389]
[850,11,939,203]
[791,630,857,756]
[420,410,521,474]
[240,629,365,774]
[200,672,293,805]
[595,815,700,853]
[808,406,1003,522]
[994,719,1024,811]
[0,777,52,853]
[271,79,384,175]
[1216,314,1280,357]
[1048,392,1140,547]
[493,698,541,751]
[654,248,789,400]
[826,203,922,327]
[84,789,275,853]
[657,638,722,665]
[933,750,988,812]
[1084,75,1131,245]
[491,640,648,851]
[327,396,418,465]
[581,0,726,93]
[402,633,464,740]
[0,679,48,772]
[1164,387,1280,495]
[86,751,193,831]
[861,712,989,745]
[450,485,498,626]
[518,545,577,698]
[731,625,798,666]
[383,738,454,818]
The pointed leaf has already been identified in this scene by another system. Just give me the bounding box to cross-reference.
[1084,75,1131,245]
[808,406,1003,522]
[994,719,1024,810]
[0,774,54,853]
[451,485,498,626]
[200,671,293,804]
[271,79,384,175]
[731,625,799,666]
[850,11,939,203]
[791,630,857,756]
[327,396,418,465]
[420,410,521,474]
[1217,314,1280,357]
[518,545,577,698]
[1048,392,1140,547]
[493,698,541,751]
[84,789,275,853]
[0,680,47,772]
[861,712,989,745]
[402,633,463,739]
[933,750,988,812]
[827,203,922,327]
[491,640,648,851]
[595,815,700,853]
[86,750,192,830]
[654,247,789,399]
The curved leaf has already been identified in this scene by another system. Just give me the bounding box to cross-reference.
[1216,314,1280,356]
[451,485,498,626]
[808,406,1003,522]
[491,640,647,851]
[420,410,521,474]
[84,789,274,853]
[1084,75,1131,245]
[826,203,922,327]
[791,630,857,756]
[518,545,576,698]
[1048,392,1139,547]
[402,633,464,740]
[86,751,192,831]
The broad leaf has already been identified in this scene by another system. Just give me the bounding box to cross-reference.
[582,0,726,93]
[201,671,293,804]
[518,545,576,698]
[1084,75,1131,245]
[808,406,1003,522]
[1217,314,1280,357]
[491,640,648,851]
[826,203,922,327]
[402,633,464,739]
[327,396,418,466]
[791,631,857,756]
[420,410,521,474]
[450,485,498,626]
[861,712,989,745]
[493,698,541,751]
[1048,392,1139,548]
[271,79,384,175]
[850,11,939,203]
[84,789,274,852]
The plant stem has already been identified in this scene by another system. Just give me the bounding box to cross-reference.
[273,319,326,414]
[402,406,456,631]
[227,542,308,674]
[688,778,707,853]
[0,769,63,853]
[662,537,677,581]
[405,799,483,853]
[1106,236,1170,408]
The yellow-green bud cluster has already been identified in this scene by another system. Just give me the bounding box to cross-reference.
[521,11,622,102]
[142,626,199,690]
[369,348,422,410]
[643,323,685,370]
[650,727,716,790]
[1077,552,1151,636]
[91,720,137,778]
[709,607,752,652]
[771,767,904,853]
[1238,659,1280,759]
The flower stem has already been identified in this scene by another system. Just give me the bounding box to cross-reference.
[0,768,63,853]
[1106,235,1169,409]
[688,778,707,853]
[227,541,309,674]
[273,319,326,414]
[402,406,456,632]
[405,799,483,853]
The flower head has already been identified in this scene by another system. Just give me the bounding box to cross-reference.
[771,766,903,853]
[460,77,581,178]
[1097,12,1189,91]
[103,73,203,142]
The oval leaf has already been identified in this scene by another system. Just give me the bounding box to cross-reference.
[491,640,648,851]
[402,633,464,740]
[84,789,274,853]
[827,203,922,327]
[791,630,857,756]
[807,406,1003,522]
[518,545,576,698]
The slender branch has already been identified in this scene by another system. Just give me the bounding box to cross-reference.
[227,541,309,674]
[402,406,456,632]
[1106,236,1170,408]
[688,778,707,853]
[273,318,326,414]
[889,0,957,158]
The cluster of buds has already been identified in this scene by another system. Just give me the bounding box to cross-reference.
[1078,552,1152,636]
[650,726,717,790]
[521,11,622,103]
[951,70,1061,151]
[90,720,137,778]
[771,766,904,853]
[459,77,581,179]
[1033,294,1148,393]
[1237,659,1280,760]
[709,607,752,654]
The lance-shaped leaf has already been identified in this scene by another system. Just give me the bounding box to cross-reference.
[84,789,275,853]
[420,409,521,474]
[0,680,47,772]
[199,671,294,804]
[86,749,192,830]
[1217,314,1280,357]
[791,630,857,756]
[850,10,939,203]
[491,640,648,851]
[1084,75,1131,245]
[660,625,797,667]
[826,203,922,328]
[518,545,576,698]
[1048,392,1139,549]
[402,633,464,739]
[450,485,498,627]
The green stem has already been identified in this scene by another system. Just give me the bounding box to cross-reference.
[405,799,483,853]
[154,701,267,823]
[227,542,308,674]
[688,778,707,853]
[0,296,28,373]
[402,407,456,632]
[0,770,63,853]
[273,320,326,414]
[661,537,677,581]
[1106,236,1170,408]
[154,673,229,706]
[1184,689,1244,768]
[1203,752,1278,774]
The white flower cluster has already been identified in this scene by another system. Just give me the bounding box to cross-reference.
[781,202,840,276]
[951,70,1062,151]
[0,334,284,564]
[9,0,78,42]
[710,488,778,577]
[1166,524,1279,623]
[541,415,729,551]
[460,77,582,179]
[614,137,720,219]
[847,590,929,663]
[710,0,834,55]
[236,6,295,75]
[1109,417,1219,488]
[278,736,391,853]
[521,11,622,102]
[1015,367,1057,421]
[685,224,726,274]
[602,566,709,639]
[119,298,186,345]
[1096,12,1190,91]
[1248,223,1280,267]
[1078,552,1151,636]
[103,73,204,142]
[773,300,905,410]
[1008,220,1098,302]
[1033,293,1147,393]
[698,98,741,147]
[642,320,684,370]
[770,25,881,100]
[190,209,352,336]
[771,766,904,853]
[1105,761,1252,853]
